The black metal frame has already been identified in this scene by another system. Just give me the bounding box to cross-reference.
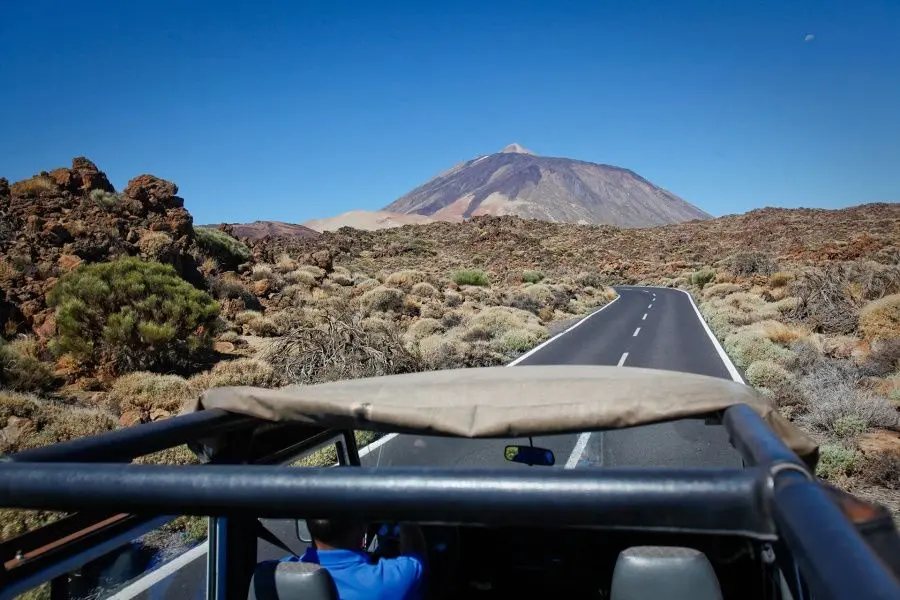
[1,404,898,600]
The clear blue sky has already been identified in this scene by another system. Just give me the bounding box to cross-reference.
[2,0,898,224]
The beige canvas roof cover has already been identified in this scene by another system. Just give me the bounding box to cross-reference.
[189,366,817,463]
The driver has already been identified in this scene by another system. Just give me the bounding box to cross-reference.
[287,519,427,600]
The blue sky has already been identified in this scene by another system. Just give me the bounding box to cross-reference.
[1,0,898,224]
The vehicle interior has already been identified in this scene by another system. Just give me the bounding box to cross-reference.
[1,366,899,600]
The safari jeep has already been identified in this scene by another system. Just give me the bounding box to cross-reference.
[1,366,899,599]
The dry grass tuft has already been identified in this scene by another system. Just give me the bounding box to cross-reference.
[109,372,197,415]
[859,294,900,341]
[190,358,284,389]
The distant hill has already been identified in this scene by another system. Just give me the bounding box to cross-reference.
[303,210,460,232]
[216,221,320,240]
[383,143,710,227]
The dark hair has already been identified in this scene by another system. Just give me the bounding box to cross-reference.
[306,519,366,548]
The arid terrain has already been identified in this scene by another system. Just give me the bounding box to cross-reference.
[1,159,897,551]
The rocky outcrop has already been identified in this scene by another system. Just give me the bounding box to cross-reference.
[0,158,201,336]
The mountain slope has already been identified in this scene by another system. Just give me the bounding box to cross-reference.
[222,221,320,240]
[303,210,455,232]
[384,144,710,227]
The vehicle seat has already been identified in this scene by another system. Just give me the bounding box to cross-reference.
[610,546,723,600]
[248,560,339,600]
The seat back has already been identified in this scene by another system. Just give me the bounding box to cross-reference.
[610,546,723,600]
[248,560,339,600]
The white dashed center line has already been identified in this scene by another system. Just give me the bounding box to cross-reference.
[617,352,629,366]
[633,327,641,337]
[642,313,647,320]
[648,304,653,309]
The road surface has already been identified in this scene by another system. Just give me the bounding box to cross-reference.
[112,285,744,599]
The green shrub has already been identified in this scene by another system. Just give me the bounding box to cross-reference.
[691,269,716,289]
[815,443,861,480]
[522,270,544,284]
[194,227,252,267]
[746,360,794,390]
[47,257,220,373]
[452,269,490,287]
[90,189,123,211]
[724,330,794,368]
[832,414,867,440]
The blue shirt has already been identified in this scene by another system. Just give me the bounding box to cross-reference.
[283,547,424,600]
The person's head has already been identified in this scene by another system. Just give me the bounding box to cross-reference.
[306,519,367,550]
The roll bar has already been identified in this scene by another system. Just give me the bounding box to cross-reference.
[0,404,898,600]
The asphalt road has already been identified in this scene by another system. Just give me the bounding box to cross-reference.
[116,285,743,599]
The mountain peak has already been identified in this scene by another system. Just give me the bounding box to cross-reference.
[499,143,535,155]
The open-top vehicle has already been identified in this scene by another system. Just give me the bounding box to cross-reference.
[1,365,899,600]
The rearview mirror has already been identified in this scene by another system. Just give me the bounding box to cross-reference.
[296,519,312,544]
[504,445,555,466]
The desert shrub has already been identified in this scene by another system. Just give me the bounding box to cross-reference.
[329,273,354,287]
[10,175,55,197]
[816,443,862,480]
[702,283,742,299]
[799,360,898,432]
[285,269,320,286]
[728,251,777,277]
[354,278,380,293]
[137,231,174,261]
[444,290,463,308]
[194,227,252,267]
[274,254,298,274]
[522,270,544,284]
[522,283,554,304]
[218,330,240,343]
[691,269,716,289]
[0,338,56,392]
[860,339,900,377]
[498,329,543,353]
[506,292,542,315]
[251,264,274,281]
[91,189,123,211]
[402,318,445,351]
[237,311,278,336]
[831,415,867,440]
[746,361,794,390]
[297,265,327,280]
[724,330,794,368]
[385,270,427,290]
[410,282,440,298]
[859,294,900,341]
[788,265,862,334]
[453,269,490,287]
[109,372,197,415]
[360,286,405,314]
[47,258,220,373]
[260,312,420,385]
[574,272,604,288]
[0,391,116,454]
[207,273,252,300]
[755,320,809,346]
[191,358,283,389]
[769,271,794,288]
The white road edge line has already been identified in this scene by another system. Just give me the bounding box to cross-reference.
[617,352,628,367]
[112,295,625,597]
[564,432,592,469]
[623,285,744,384]
[675,288,744,383]
[507,295,621,366]
[105,543,209,600]
[632,327,640,337]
